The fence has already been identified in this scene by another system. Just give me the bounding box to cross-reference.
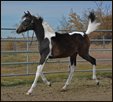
[1,28,112,77]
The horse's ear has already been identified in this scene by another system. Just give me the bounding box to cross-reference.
[24,11,27,15]
[22,11,32,19]
[27,11,31,16]
[22,12,26,19]
[38,17,43,23]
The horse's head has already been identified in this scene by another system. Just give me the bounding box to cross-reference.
[16,11,43,34]
[16,11,34,33]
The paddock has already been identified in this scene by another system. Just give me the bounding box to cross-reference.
[1,77,112,101]
[1,29,112,101]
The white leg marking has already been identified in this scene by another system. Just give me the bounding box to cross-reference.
[26,53,51,95]
[26,64,44,95]
[92,65,96,79]
[62,65,75,90]
[40,53,51,86]
[92,65,99,83]
[40,72,51,86]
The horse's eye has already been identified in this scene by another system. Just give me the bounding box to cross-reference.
[23,21,30,26]
[24,22,29,25]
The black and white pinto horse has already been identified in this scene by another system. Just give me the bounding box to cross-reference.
[16,11,100,95]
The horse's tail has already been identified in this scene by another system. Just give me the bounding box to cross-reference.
[85,12,100,35]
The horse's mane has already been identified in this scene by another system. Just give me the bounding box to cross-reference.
[42,21,55,34]
[35,15,55,34]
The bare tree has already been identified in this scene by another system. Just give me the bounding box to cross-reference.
[57,15,72,33]
[68,8,84,31]
[58,2,112,39]
[94,1,112,39]
[57,9,84,32]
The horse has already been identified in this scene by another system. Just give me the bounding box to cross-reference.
[16,11,100,95]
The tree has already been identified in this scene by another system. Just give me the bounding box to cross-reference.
[57,9,84,32]
[58,2,112,39]
[57,15,71,33]
[68,8,84,31]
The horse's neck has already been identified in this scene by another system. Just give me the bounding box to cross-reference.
[34,24,44,44]
[34,21,55,44]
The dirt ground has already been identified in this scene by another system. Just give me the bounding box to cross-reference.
[1,77,112,101]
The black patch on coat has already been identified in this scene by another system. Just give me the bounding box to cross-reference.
[39,38,50,56]
[50,32,86,58]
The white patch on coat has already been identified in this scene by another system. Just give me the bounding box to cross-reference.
[69,31,84,36]
[42,21,55,40]
[21,17,26,21]
[42,21,55,56]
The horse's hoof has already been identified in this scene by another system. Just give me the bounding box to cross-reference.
[48,82,52,87]
[60,88,67,92]
[26,92,32,95]
[49,83,51,87]
[96,81,100,86]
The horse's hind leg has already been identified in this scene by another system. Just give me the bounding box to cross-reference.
[62,53,77,91]
[79,54,99,85]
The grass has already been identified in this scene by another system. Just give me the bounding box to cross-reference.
[1,62,112,75]
[1,71,112,87]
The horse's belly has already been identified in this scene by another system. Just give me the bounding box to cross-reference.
[50,37,78,58]
[51,45,76,58]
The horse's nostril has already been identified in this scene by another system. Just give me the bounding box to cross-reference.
[16,29,19,33]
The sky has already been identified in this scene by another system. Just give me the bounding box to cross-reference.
[1,1,112,38]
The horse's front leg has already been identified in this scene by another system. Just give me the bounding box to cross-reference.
[26,52,50,95]
[40,72,51,86]
[62,54,77,91]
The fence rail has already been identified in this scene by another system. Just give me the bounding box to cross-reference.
[1,59,112,66]
[1,28,112,77]
[1,48,112,54]
[1,69,112,77]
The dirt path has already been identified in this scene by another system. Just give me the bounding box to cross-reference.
[1,78,112,101]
